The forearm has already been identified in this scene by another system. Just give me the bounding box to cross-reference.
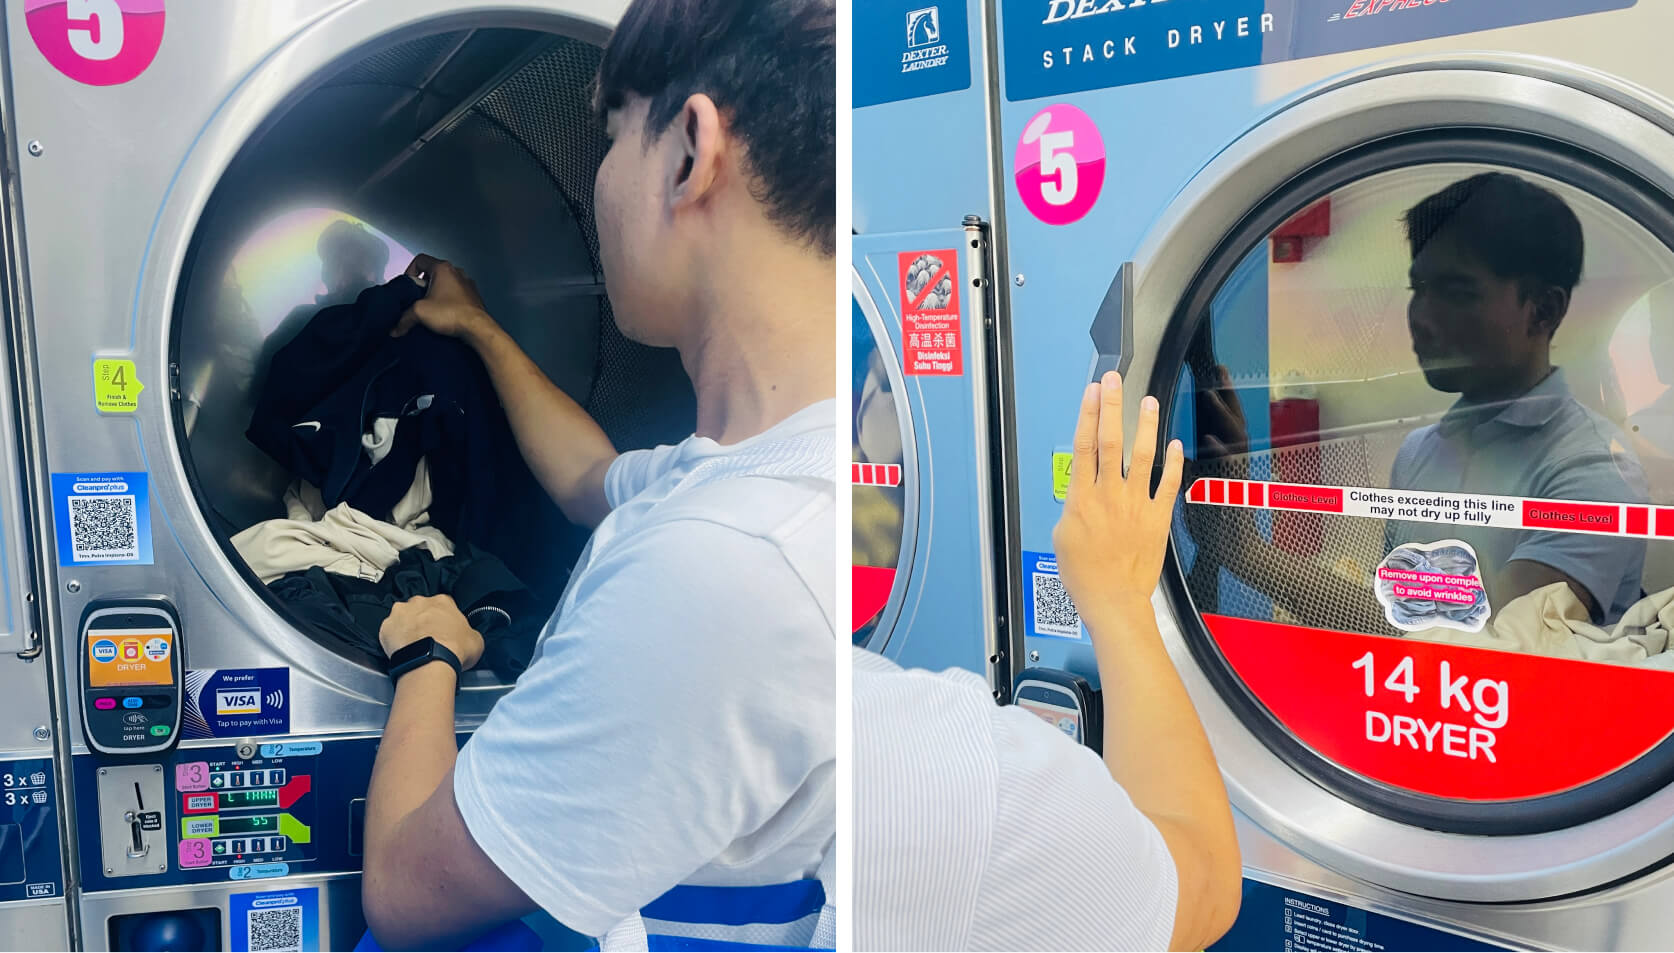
[466,318,618,528]
[1089,596,1231,840]
[1087,595,1240,948]
[364,666,460,886]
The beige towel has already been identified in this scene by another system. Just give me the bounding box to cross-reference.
[231,460,451,583]
[1408,581,1674,666]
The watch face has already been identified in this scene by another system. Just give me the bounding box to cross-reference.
[390,637,435,671]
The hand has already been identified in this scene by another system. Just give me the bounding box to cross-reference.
[1197,364,1249,461]
[392,254,494,341]
[379,594,484,672]
[1052,372,1185,624]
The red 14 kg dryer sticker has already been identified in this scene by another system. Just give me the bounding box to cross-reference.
[897,251,963,376]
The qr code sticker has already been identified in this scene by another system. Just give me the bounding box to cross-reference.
[1031,572,1081,638]
[247,905,303,953]
[67,495,138,561]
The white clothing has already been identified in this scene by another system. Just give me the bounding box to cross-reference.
[454,401,837,941]
[852,648,1178,952]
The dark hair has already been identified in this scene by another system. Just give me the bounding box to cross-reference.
[1403,172,1585,297]
[317,220,389,273]
[595,0,835,256]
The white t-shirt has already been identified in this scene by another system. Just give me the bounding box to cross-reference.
[852,647,1178,952]
[455,402,837,940]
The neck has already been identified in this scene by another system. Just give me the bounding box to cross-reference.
[676,242,836,443]
[1461,358,1553,404]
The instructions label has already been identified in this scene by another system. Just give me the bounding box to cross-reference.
[1211,878,1509,952]
[1207,613,1674,799]
[51,472,152,565]
[1375,540,1490,634]
[182,669,289,739]
[92,358,144,413]
[231,886,318,952]
[898,251,964,376]
[1023,550,1085,641]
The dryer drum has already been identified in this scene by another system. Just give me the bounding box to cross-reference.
[170,26,696,676]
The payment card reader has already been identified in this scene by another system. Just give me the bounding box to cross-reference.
[1015,667,1102,754]
[80,598,184,756]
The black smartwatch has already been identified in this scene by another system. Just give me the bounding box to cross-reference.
[386,637,463,684]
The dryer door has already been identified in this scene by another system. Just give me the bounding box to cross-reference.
[1122,60,1674,902]
[852,228,1003,686]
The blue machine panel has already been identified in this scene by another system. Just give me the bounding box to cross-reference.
[0,757,63,901]
[73,736,396,892]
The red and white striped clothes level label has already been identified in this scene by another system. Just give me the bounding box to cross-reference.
[852,463,903,488]
[1186,478,1670,541]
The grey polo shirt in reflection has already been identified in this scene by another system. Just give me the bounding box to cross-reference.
[1386,368,1648,623]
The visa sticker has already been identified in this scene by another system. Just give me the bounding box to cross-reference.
[230,885,317,952]
[183,669,289,739]
[92,358,144,413]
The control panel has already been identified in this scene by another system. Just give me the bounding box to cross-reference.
[73,736,385,893]
[174,754,312,874]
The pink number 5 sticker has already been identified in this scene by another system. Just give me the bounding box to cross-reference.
[1014,104,1106,226]
[25,0,166,87]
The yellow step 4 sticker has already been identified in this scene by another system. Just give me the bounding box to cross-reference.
[1052,451,1073,502]
[93,359,143,413]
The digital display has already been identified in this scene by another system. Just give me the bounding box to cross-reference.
[218,815,278,835]
[86,628,173,688]
[220,790,278,808]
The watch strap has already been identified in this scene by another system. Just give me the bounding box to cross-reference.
[390,638,464,683]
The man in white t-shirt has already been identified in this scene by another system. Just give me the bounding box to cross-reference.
[355,1,836,948]
[854,374,1243,951]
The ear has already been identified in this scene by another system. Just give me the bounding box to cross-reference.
[1530,285,1570,337]
[666,94,725,211]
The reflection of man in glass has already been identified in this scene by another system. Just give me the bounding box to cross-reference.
[1388,172,1646,622]
[257,220,394,394]
[1628,282,1674,502]
[316,219,391,304]
[1199,173,1647,629]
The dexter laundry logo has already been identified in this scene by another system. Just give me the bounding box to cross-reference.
[902,6,950,74]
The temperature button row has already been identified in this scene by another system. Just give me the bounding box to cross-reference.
[207,768,285,790]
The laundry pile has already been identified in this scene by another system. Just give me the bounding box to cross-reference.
[1409,581,1674,669]
[236,276,575,676]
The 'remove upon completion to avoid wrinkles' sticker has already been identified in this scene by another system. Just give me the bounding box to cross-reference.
[1375,539,1491,635]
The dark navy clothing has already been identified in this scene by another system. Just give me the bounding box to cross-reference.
[270,545,541,677]
[247,277,582,606]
